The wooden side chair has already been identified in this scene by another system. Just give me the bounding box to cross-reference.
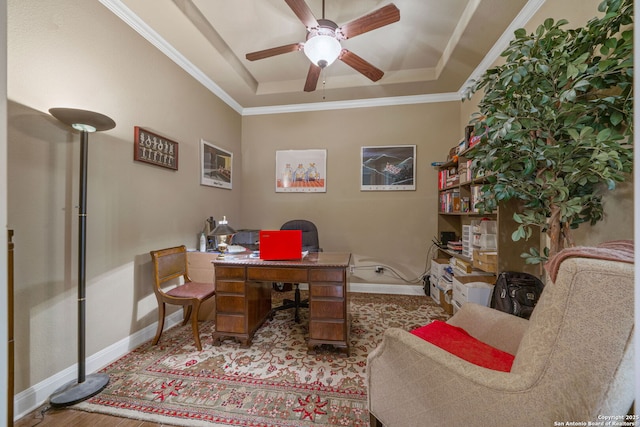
[149,245,215,351]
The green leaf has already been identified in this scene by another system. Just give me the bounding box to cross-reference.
[610,111,623,126]
[511,228,524,241]
[567,63,579,79]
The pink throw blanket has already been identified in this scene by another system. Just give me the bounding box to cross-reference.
[544,240,634,282]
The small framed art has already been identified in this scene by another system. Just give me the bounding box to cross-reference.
[275,149,327,193]
[134,127,178,170]
[200,139,233,190]
[361,145,416,191]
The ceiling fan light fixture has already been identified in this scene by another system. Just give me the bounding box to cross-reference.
[304,27,341,68]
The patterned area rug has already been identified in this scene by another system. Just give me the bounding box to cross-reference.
[77,292,448,426]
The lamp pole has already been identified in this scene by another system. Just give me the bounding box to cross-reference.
[48,108,115,407]
[77,128,88,383]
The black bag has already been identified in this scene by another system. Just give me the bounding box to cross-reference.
[490,271,544,319]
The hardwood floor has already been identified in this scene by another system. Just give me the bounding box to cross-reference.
[14,405,173,427]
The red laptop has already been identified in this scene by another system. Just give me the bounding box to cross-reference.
[259,230,303,260]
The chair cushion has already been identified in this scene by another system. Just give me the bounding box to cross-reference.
[410,320,515,372]
[166,281,215,300]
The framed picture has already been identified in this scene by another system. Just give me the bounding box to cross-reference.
[134,127,178,170]
[200,139,233,190]
[275,149,327,193]
[361,145,416,191]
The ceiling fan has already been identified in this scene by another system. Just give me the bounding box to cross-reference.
[245,0,400,92]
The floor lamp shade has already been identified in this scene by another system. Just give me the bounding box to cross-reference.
[48,108,115,407]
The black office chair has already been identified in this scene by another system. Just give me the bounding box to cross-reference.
[271,220,321,323]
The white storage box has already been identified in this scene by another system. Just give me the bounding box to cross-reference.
[479,220,497,235]
[453,275,495,307]
[453,299,462,314]
[438,276,453,292]
[479,233,497,250]
[462,225,472,259]
[462,225,471,239]
[431,258,450,279]
[430,276,440,304]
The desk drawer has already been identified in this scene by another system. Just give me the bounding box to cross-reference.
[216,295,245,314]
[215,266,245,280]
[247,267,307,283]
[310,300,344,319]
[310,269,344,282]
[310,283,344,298]
[310,321,345,341]
[216,280,245,294]
[216,314,245,334]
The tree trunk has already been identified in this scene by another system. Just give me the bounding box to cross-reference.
[547,205,563,258]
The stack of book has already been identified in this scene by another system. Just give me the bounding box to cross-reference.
[447,240,463,253]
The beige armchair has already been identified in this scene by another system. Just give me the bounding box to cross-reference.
[367,256,634,426]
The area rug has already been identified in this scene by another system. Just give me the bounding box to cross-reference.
[77,292,448,426]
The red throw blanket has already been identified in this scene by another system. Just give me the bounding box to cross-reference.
[410,321,515,372]
[544,240,634,282]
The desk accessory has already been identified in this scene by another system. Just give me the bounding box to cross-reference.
[210,216,237,258]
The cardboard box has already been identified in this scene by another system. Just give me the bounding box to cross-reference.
[473,250,498,273]
[453,257,473,274]
[440,289,453,315]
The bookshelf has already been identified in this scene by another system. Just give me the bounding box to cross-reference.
[435,129,539,276]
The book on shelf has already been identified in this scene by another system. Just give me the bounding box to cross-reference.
[447,240,463,252]
[439,190,461,213]
[438,167,459,190]
[470,185,482,213]
[459,159,473,184]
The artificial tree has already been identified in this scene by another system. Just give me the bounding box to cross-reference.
[464,0,633,263]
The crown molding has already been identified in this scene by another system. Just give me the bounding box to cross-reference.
[101,0,547,116]
[458,0,547,97]
[242,92,462,116]
[98,0,244,115]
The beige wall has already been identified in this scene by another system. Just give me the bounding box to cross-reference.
[8,0,241,393]
[241,103,460,283]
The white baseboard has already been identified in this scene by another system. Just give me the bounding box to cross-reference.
[13,310,183,420]
[299,282,425,296]
[349,282,426,295]
[14,284,424,420]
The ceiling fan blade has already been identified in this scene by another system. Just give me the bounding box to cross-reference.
[339,49,384,82]
[304,63,322,92]
[338,3,400,40]
[285,0,319,29]
[246,43,303,61]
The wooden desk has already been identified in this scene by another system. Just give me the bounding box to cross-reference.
[211,252,352,354]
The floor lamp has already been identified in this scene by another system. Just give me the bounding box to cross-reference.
[48,108,116,407]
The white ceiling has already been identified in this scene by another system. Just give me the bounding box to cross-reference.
[101,0,544,114]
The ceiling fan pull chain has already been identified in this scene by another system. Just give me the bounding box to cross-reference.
[322,68,327,100]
